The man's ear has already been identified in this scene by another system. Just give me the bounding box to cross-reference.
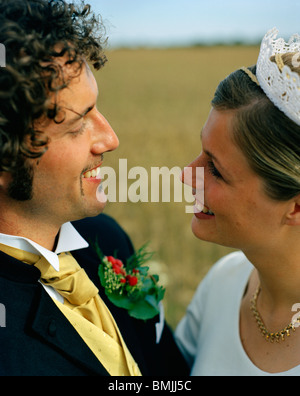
[285,195,300,226]
[0,171,5,188]
[0,171,12,191]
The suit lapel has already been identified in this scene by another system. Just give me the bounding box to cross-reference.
[30,288,109,376]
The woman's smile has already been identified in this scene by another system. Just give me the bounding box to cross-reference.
[184,108,292,252]
[193,200,215,219]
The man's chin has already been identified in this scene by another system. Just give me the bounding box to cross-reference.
[86,195,108,219]
[71,203,107,223]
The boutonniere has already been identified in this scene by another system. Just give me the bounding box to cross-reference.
[95,243,165,320]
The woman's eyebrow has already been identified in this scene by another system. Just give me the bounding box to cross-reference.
[200,128,229,176]
[203,148,223,168]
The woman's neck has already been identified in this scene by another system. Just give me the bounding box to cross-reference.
[244,244,300,312]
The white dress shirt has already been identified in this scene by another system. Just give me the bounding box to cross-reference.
[0,222,89,303]
[0,222,165,344]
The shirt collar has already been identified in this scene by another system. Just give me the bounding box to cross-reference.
[0,222,88,271]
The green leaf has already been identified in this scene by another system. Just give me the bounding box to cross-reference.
[128,300,159,320]
[95,239,164,321]
[140,278,154,293]
[138,266,149,276]
[98,264,106,287]
[106,292,135,310]
[156,286,166,301]
[126,243,154,270]
[93,239,105,260]
[145,294,160,310]
[151,274,159,283]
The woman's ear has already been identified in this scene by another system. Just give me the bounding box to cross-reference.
[285,195,300,226]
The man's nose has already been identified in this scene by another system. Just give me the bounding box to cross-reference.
[90,110,119,154]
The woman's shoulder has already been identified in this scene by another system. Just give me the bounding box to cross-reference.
[193,251,253,303]
[208,250,252,279]
[175,251,253,365]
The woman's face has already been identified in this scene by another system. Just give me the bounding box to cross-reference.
[184,108,291,254]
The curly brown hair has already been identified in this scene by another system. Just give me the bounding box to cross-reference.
[0,0,107,173]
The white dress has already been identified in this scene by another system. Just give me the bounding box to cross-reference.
[175,251,300,376]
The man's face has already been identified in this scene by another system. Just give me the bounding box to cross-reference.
[8,61,119,228]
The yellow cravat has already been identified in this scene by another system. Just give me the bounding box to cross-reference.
[0,244,141,376]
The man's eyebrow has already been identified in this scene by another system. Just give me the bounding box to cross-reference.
[61,104,95,128]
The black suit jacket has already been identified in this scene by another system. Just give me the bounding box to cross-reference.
[0,214,189,376]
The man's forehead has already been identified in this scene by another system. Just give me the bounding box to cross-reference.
[35,61,98,131]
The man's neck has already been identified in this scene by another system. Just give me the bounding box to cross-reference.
[0,212,61,251]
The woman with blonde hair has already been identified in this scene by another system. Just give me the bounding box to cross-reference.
[175,28,300,375]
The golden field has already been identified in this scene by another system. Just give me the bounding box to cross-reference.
[96,45,259,329]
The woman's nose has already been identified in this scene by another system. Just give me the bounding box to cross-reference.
[181,154,204,191]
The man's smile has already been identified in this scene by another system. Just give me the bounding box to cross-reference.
[83,164,102,179]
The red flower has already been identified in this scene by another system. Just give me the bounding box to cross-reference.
[127,275,138,286]
[114,259,124,268]
[120,278,126,284]
[107,256,116,265]
[106,256,126,275]
[112,265,126,276]
[132,268,139,274]
[107,256,123,268]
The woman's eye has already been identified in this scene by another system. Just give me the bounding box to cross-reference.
[207,160,222,179]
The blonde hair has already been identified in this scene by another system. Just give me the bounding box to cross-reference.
[211,54,300,201]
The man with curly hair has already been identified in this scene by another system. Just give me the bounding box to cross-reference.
[0,0,188,376]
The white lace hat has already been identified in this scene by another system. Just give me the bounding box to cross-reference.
[256,27,300,126]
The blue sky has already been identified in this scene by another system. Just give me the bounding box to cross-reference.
[86,0,300,47]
